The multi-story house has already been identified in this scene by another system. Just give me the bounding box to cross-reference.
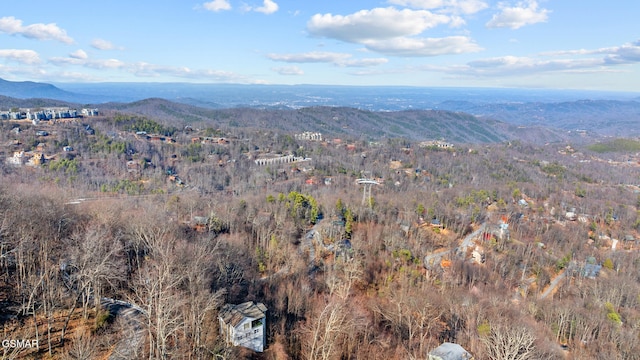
[218,301,267,352]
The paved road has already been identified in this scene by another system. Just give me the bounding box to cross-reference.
[61,266,148,359]
[539,267,571,300]
[459,224,486,252]
[101,298,147,360]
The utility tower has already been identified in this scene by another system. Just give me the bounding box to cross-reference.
[357,178,380,207]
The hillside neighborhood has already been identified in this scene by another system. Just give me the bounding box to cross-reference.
[0,96,639,360]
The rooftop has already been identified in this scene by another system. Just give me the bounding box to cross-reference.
[219,301,267,327]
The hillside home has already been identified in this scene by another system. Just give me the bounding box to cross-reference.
[581,263,602,279]
[471,246,485,264]
[624,234,636,242]
[419,140,455,149]
[81,108,99,116]
[424,248,451,270]
[6,151,25,166]
[295,132,323,141]
[126,160,140,173]
[192,216,209,232]
[219,301,267,352]
[27,152,43,166]
[428,342,473,360]
[430,218,443,229]
[565,211,577,221]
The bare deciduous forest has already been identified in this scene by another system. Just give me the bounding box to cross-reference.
[0,106,639,359]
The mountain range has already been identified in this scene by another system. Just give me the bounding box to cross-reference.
[1,77,639,142]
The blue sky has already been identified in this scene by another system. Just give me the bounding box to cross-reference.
[1,0,639,91]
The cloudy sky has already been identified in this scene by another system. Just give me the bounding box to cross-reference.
[1,1,639,91]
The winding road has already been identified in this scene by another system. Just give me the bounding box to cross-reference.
[101,298,147,360]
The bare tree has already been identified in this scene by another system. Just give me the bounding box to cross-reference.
[61,330,95,360]
[176,237,226,357]
[324,258,363,301]
[66,226,125,318]
[482,324,536,360]
[127,221,187,360]
[301,299,364,360]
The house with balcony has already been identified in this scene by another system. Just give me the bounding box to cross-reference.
[219,301,267,352]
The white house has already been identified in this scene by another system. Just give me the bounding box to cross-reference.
[219,301,267,352]
[6,151,25,166]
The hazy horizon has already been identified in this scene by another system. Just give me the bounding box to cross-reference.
[1,1,639,91]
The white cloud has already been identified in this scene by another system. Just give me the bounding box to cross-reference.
[307,7,450,43]
[47,51,263,83]
[241,0,280,14]
[50,55,126,69]
[203,0,232,12]
[0,49,41,64]
[452,0,489,15]
[13,54,260,83]
[449,15,466,27]
[69,49,88,60]
[461,56,604,76]
[48,57,82,66]
[267,51,388,67]
[0,16,73,44]
[364,36,482,56]
[254,0,279,14]
[388,0,488,14]
[486,0,549,29]
[91,38,118,50]
[539,40,640,65]
[605,42,640,64]
[0,16,24,34]
[0,64,106,82]
[129,62,262,83]
[439,40,640,77]
[340,58,389,67]
[92,59,127,69]
[388,0,445,9]
[0,64,47,79]
[306,7,480,57]
[272,66,304,75]
[268,51,351,63]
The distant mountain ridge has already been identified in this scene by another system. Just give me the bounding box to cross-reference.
[96,97,573,144]
[0,78,106,103]
[0,78,637,139]
[0,78,78,101]
[0,95,75,109]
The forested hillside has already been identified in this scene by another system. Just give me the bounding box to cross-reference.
[98,99,573,144]
[0,105,639,359]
